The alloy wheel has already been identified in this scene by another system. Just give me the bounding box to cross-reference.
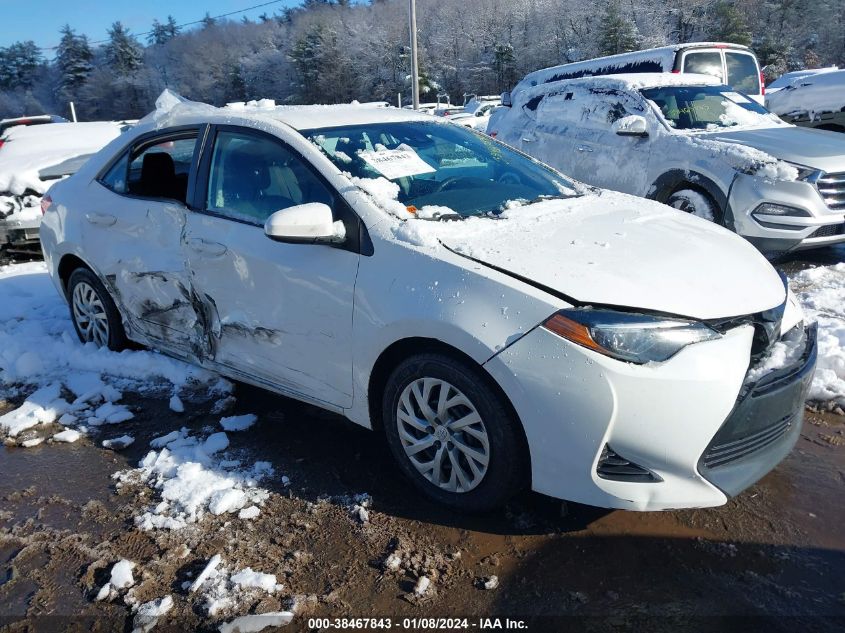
[71,281,110,346]
[396,377,490,493]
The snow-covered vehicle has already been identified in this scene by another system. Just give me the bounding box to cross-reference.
[39,93,815,512]
[766,69,845,133]
[0,121,125,256]
[0,114,68,142]
[766,67,839,94]
[463,95,501,114]
[505,42,765,106]
[491,73,845,255]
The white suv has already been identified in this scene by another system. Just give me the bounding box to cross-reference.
[39,95,814,511]
[490,73,845,255]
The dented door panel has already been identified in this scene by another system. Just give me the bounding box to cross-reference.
[81,181,199,352]
[182,212,358,408]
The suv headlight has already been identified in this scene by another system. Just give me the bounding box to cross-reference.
[542,309,721,364]
[784,162,822,183]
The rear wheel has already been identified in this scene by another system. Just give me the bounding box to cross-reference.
[67,268,127,351]
[382,353,526,511]
[667,188,721,223]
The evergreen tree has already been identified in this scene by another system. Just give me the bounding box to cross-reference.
[148,16,180,46]
[105,22,143,75]
[202,13,217,29]
[598,1,639,56]
[710,1,752,47]
[493,43,516,92]
[56,25,93,98]
[0,41,42,89]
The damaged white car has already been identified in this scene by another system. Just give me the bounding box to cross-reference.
[40,96,816,511]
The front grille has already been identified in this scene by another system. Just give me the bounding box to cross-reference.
[808,223,845,239]
[701,414,794,468]
[596,445,661,482]
[817,171,845,210]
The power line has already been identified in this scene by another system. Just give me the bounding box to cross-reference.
[38,0,291,51]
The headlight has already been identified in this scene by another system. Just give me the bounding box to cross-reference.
[784,162,822,183]
[542,309,721,364]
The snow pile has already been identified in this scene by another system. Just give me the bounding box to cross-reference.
[220,414,257,432]
[96,559,136,601]
[117,427,273,530]
[0,263,222,441]
[188,555,283,618]
[132,595,173,633]
[218,612,294,633]
[789,263,845,407]
[52,428,82,443]
[767,69,845,117]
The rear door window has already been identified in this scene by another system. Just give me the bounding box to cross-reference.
[726,52,761,95]
[683,52,724,81]
[126,134,199,204]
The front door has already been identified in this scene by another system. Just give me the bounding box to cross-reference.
[183,126,359,408]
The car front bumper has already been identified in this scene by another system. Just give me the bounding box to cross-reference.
[728,174,845,254]
[484,320,816,511]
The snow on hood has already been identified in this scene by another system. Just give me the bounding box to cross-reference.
[698,125,845,174]
[388,191,785,320]
[0,121,124,196]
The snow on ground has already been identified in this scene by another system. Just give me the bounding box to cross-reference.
[788,263,845,407]
[116,426,273,530]
[186,554,283,618]
[0,262,225,445]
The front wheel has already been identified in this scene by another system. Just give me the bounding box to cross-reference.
[382,353,527,511]
[667,189,721,223]
[67,268,127,351]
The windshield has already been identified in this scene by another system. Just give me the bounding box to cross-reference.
[640,85,782,131]
[304,121,576,218]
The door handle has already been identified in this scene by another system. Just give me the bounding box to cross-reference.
[575,145,593,152]
[85,212,116,226]
[187,238,227,257]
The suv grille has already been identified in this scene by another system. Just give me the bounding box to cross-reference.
[817,172,845,210]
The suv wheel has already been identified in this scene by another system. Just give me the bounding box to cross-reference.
[668,189,721,223]
[67,268,127,351]
[382,353,526,511]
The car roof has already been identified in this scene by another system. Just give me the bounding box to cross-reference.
[147,100,436,133]
[531,72,723,94]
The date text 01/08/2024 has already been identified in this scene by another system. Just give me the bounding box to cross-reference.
[305,618,529,629]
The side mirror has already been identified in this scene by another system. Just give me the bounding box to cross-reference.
[613,115,649,137]
[264,203,344,243]
[501,91,512,107]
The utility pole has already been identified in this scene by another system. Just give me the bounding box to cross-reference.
[409,0,420,110]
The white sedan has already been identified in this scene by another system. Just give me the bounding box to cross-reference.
[39,97,816,511]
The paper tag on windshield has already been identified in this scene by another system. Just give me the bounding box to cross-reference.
[721,91,751,104]
[358,148,435,180]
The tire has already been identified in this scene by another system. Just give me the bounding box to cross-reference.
[382,352,527,512]
[67,267,128,351]
[667,188,721,223]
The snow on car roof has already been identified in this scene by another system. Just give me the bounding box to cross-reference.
[0,121,124,195]
[519,72,722,101]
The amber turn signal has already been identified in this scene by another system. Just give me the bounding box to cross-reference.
[542,313,608,356]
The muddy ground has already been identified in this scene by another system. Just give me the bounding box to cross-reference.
[1,382,843,633]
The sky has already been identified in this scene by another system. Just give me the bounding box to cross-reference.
[0,0,303,51]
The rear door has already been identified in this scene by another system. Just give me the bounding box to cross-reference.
[681,49,724,82]
[724,50,763,103]
[83,127,205,354]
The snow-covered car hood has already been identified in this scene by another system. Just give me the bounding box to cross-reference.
[431,192,786,320]
[697,126,845,174]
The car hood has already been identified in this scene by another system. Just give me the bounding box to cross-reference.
[434,192,785,320]
[697,125,845,173]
